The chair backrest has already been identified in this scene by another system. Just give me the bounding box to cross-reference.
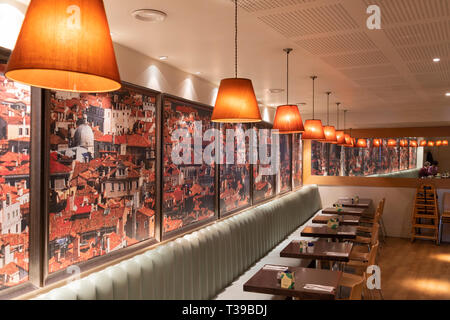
[368,222,379,246]
[380,198,386,215]
[349,274,365,300]
[368,240,379,266]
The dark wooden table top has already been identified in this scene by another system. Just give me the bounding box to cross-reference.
[243,264,342,300]
[280,239,354,262]
[334,198,372,208]
[301,225,357,240]
[313,215,361,226]
[322,207,366,216]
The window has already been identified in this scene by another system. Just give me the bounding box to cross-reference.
[19,128,23,136]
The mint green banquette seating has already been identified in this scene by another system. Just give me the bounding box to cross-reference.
[34,185,322,300]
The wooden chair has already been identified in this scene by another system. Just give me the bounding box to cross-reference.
[345,240,379,275]
[337,273,366,300]
[360,198,386,242]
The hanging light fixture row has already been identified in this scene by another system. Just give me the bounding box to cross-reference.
[211,0,261,123]
[320,92,337,143]
[273,48,304,133]
[6,0,122,92]
[302,76,325,140]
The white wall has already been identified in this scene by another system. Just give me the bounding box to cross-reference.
[113,43,219,106]
[317,185,450,242]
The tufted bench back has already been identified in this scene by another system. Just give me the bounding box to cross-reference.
[35,185,322,300]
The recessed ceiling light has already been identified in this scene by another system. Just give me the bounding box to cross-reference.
[269,89,284,94]
[131,9,167,23]
[159,56,168,61]
[433,58,441,62]
[446,92,450,97]
[195,72,201,75]
[296,103,307,106]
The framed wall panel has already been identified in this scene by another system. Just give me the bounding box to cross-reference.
[252,123,276,205]
[218,123,251,217]
[292,133,303,189]
[45,83,159,280]
[0,63,31,289]
[277,134,292,194]
[161,95,216,238]
[311,140,328,176]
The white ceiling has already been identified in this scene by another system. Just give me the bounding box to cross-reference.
[8,0,450,128]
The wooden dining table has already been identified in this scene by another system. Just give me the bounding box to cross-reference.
[321,207,366,216]
[313,215,361,226]
[334,198,372,209]
[243,264,342,300]
[301,225,357,240]
[280,239,354,263]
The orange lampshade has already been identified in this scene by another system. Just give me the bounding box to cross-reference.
[428,141,435,147]
[372,139,381,147]
[388,139,397,147]
[344,134,352,146]
[320,126,337,143]
[420,140,427,147]
[335,131,346,145]
[5,0,121,93]
[410,140,418,147]
[399,139,408,147]
[212,78,261,123]
[443,140,448,146]
[272,105,304,133]
[356,139,367,148]
[436,140,442,146]
[302,119,325,140]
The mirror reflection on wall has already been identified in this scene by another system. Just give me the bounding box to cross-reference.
[311,138,450,179]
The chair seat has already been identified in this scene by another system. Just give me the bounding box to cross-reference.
[352,236,371,245]
[349,250,369,262]
[357,226,372,233]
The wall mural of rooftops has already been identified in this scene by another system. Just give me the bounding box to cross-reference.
[162,97,216,236]
[48,84,157,274]
[0,65,31,290]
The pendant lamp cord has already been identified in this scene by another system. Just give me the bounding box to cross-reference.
[311,76,317,119]
[235,0,238,78]
[344,109,347,134]
[284,48,292,105]
[336,102,341,130]
[287,51,289,104]
[326,92,331,126]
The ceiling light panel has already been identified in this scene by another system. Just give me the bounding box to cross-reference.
[383,21,450,47]
[321,51,390,68]
[294,32,377,55]
[258,3,358,38]
[362,0,450,25]
[237,0,317,13]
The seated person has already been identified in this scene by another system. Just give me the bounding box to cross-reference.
[419,162,431,178]
[428,161,439,176]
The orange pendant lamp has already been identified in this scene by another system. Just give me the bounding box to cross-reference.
[428,141,435,147]
[212,0,261,123]
[410,140,418,147]
[388,139,397,147]
[373,139,381,147]
[356,138,368,148]
[443,140,448,146]
[399,139,408,147]
[273,49,304,133]
[302,76,325,140]
[420,140,427,147]
[5,0,121,93]
[319,92,337,143]
[334,103,345,145]
[436,140,442,147]
[341,110,353,147]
